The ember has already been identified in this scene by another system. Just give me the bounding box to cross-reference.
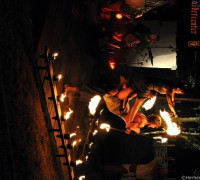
[93,129,98,136]
[88,95,102,115]
[70,133,76,138]
[153,136,168,143]
[60,93,66,102]
[160,110,181,135]
[76,160,83,166]
[79,175,85,180]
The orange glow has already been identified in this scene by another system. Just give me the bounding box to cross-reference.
[88,95,102,115]
[64,108,73,120]
[160,110,181,135]
[109,61,116,70]
[116,13,123,19]
[142,96,157,110]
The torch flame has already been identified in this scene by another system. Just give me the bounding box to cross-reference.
[88,95,102,115]
[79,175,85,180]
[142,96,157,110]
[160,110,181,135]
[153,136,168,143]
[76,160,83,166]
[64,108,73,120]
[72,141,77,148]
[70,133,76,138]
[60,93,66,102]
[93,129,98,136]
[100,123,110,132]
[57,74,63,81]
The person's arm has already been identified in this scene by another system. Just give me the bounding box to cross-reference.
[166,89,177,117]
[127,97,145,123]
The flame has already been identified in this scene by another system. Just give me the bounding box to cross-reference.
[72,141,77,147]
[100,109,104,115]
[85,155,88,161]
[60,93,66,102]
[89,142,93,148]
[95,119,99,126]
[116,13,123,19]
[64,108,73,120]
[70,133,76,138]
[79,175,85,180]
[53,52,58,59]
[93,129,98,136]
[57,74,63,81]
[100,123,110,132]
[142,96,157,110]
[88,95,102,115]
[76,160,83,166]
[153,136,168,143]
[160,110,181,135]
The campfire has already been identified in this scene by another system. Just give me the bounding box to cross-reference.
[142,96,157,110]
[160,110,181,136]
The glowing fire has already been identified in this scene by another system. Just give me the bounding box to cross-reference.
[76,160,83,166]
[116,13,123,19]
[53,52,58,59]
[160,110,181,135]
[100,123,110,132]
[60,93,66,102]
[153,136,168,143]
[64,108,73,120]
[93,129,98,136]
[89,142,93,148]
[79,175,85,180]
[57,74,63,81]
[85,155,88,161]
[72,141,77,148]
[142,96,157,110]
[70,133,76,138]
[88,95,102,115]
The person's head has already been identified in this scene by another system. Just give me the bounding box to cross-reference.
[147,114,161,128]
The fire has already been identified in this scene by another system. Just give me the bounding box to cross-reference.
[100,123,110,132]
[64,108,73,120]
[76,160,83,166]
[60,93,66,102]
[88,95,102,115]
[160,110,181,135]
[153,136,168,143]
[85,155,88,161]
[79,175,85,180]
[93,129,98,136]
[57,74,63,81]
[89,142,93,148]
[142,96,157,110]
[52,52,58,59]
[70,133,76,138]
[116,13,123,19]
[72,141,77,148]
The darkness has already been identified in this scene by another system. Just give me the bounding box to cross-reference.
[0,0,200,180]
